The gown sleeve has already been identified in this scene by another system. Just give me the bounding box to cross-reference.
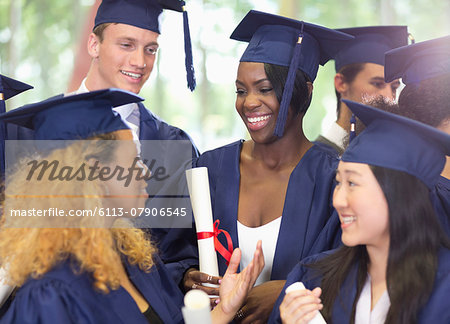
[0,278,98,324]
[268,251,333,324]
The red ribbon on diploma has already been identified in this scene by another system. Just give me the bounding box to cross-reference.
[197,219,233,265]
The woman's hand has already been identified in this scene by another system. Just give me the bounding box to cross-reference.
[182,268,222,307]
[211,240,264,324]
[279,287,323,324]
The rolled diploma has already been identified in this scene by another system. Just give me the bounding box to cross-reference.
[186,167,219,278]
[0,267,14,308]
[285,282,327,324]
[182,289,212,324]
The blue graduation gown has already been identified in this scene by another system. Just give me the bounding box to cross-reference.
[0,255,184,324]
[194,140,341,278]
[137,103,199,157]
[431,176,450,238]
[312,138,341,158]
[269,248,450,323]
[137,104,200,284]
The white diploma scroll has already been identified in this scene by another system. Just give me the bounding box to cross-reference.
[182,289,212,324]
[186,167,219,278]
[0,267,14,308]
[285,282,327,324]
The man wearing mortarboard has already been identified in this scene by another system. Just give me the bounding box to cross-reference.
[75,0,202,287]
[315,26,410,155]
[78,0,198,153]
[3,0,200,289]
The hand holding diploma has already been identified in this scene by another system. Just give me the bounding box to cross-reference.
[185,167,233,302]
[182,289,212,324]
[280,282,326,324]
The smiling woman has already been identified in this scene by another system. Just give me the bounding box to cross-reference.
[273,100,450,324]
[183,10,355,323]
[334,163,390,249]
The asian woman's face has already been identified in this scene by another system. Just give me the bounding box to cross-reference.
[333,161,390,249]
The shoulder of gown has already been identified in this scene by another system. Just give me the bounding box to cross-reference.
[0,262,111,324]
[418,248,450,323]
[138,103,200,157]
[430,176,450,237]
[268,249,340,324]
[0,256,185,324]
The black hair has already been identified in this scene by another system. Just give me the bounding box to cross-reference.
[309,166,449,324]
[398,73,450,127]
[264,63,312,115]
[335,63,366,117]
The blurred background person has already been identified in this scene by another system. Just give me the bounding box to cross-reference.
[384,35,450,237]
[315,26,409,155]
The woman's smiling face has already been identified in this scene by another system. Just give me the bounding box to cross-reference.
[235,62,281,143]
[333,161,390,249]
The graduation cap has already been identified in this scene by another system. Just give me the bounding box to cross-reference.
[0,88,143,140]
[384,35,450,84]
[341,99,450,189]
[0,75,33,178]
[94,0,196,91]
[334,26,409,72]
[230,10,354,137]
[0,75,33,104]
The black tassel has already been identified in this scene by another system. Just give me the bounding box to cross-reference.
[183,8,196,91]
[274,22,304,137]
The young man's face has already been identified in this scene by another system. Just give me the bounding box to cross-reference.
[342,63,400,102]
[87,23,159,94]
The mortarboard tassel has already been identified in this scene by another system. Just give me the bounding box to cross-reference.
[274,22,305,137]
[349,114,356,143]
[182,6,196,91]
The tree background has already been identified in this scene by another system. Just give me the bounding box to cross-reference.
[1,0,449,152]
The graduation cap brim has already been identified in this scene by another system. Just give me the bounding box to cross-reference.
[230,10,353,65]
[0,75,33,100]
[384,35,450,83]
[341,99,450,188]
[342,98,450,153]
[158,0,185,12]
[336,25,408,37]
[0,88,143,130]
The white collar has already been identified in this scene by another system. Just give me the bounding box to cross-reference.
[322,122,347,150]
